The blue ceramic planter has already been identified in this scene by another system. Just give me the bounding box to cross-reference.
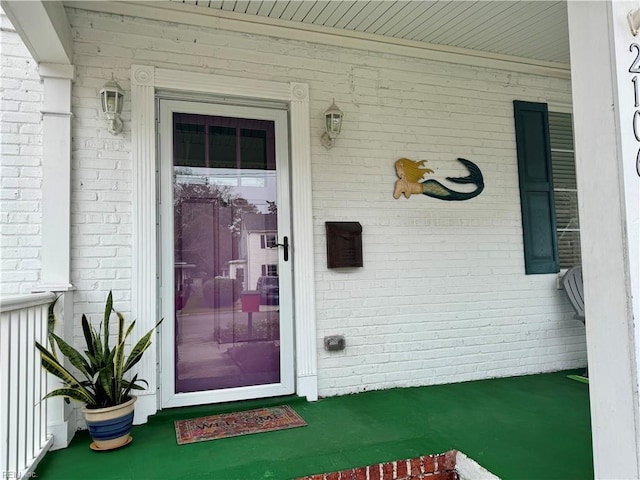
[82,396,136,450]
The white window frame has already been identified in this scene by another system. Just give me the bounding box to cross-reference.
[261,234,277,249]
[261,264,278,276]
[549,110,581,269]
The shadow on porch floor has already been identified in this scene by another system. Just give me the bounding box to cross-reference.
[35,371,592,480]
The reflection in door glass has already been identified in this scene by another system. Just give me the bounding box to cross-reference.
[173,113,281,393]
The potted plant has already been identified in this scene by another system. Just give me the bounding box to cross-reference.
[35,291,161,451]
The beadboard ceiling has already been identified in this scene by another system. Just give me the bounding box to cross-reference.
[169,0,570,65]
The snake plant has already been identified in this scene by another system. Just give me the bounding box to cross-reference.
[35,291,161,409]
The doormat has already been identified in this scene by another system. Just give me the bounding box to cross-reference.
[174,405,306,445]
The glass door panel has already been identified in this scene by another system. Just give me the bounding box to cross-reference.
[160,101,293,407]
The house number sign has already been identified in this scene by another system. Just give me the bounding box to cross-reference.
[629,43,640,176]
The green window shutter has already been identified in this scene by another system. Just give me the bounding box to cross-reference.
[513,101,560,274]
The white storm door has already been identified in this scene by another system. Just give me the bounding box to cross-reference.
[159,99,294,408]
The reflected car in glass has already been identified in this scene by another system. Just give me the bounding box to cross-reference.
[256,275,279,305]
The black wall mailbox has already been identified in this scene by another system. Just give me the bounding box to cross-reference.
[325,221,363,269]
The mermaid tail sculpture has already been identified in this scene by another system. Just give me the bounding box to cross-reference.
[393,157,484,201]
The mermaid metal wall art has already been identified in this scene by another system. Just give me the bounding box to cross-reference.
[393,157,484,201]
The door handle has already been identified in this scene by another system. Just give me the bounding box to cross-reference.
[273,236,289,262]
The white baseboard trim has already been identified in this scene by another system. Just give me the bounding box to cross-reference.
[48,417,76,451]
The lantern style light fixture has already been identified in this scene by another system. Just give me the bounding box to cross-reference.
[99,76,125,135]
[629,8,640,36]
[320,99,344,149]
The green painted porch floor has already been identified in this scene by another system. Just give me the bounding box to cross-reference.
[36,371,592,480]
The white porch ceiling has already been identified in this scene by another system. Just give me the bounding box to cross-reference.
[169,0,570,65]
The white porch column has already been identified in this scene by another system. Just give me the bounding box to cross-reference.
[567,2,640,478]
[36,63,77,449]
[46,293,76,450]
[37,63,74,291]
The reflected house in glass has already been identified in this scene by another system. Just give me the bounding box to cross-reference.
[238,213,279,292]
[224,259,247,289]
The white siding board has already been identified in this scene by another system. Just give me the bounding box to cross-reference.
[350,1,397,33]
[443,3,510,48]
[411,2,482,43]
[267,1,289,19]
[377,2,425,36]
[449,3,523,50]
[256,1,276,17]
[365,1,411,35]
[501,10,568,61]
[165,0,570,64]
[534,32,570,64]
[220,0,236,12]
[334,2,369,30]
[393,2,450,40]
[322,1,357,28]
[281,1,303,21]
[456,2,545,49]
[311,1,341,26]
[428,2,506,45]
[244,1,261,15]
[290,2,315,22]
[480,3,562,53]
[300,1,330,24]
[234,1,250,14]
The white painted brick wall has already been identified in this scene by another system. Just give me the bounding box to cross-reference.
[66,8,586,398]
[0,9,43,295]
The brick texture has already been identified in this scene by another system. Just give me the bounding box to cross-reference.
[297,451,460,480]
[2,6,587,402]
[0,9,43,295]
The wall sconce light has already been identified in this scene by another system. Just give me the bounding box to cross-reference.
[320,99,343,149]
[99,76,124,135]
[629,8,640,36]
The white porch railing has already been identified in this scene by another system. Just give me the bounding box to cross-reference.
[1,292,56,479]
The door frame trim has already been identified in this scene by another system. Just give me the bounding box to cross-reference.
[130,64,317,423]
